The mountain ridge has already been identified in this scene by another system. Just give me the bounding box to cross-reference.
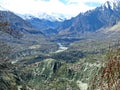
[57,0,120,37]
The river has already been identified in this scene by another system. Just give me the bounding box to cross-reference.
[55,43,68,53]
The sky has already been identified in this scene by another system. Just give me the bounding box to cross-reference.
[0,0,110,19]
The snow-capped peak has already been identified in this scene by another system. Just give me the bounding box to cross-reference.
[17,14,34,20]
[37,13,67,21]
[18,12,68,22]
[0,5,8,11]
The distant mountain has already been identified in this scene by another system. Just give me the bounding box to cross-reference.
[57,0,120,37]
[26,16,76,36]
[19,13,67,22]
[26,17,61,35]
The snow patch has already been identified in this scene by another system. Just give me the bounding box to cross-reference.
[0,5,8,11]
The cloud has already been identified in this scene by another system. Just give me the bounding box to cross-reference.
[0,0,110,19]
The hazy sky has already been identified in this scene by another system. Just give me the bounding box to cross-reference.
[0,0,110,19]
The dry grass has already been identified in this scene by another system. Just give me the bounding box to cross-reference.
[91,48,120,90]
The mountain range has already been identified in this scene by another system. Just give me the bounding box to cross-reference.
[0,0,120,90]
[0,0,120,52]
[0,0,120,46]
[19,0,119,42]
